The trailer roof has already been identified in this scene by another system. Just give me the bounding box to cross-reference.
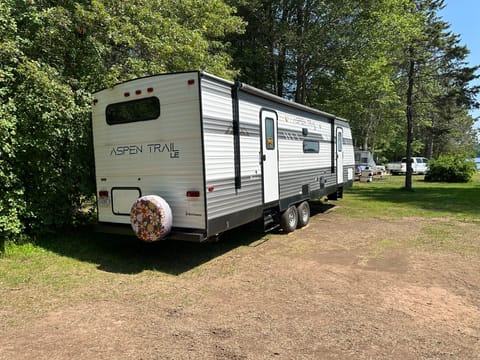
[93,70,349,123]
[200,71,348,122]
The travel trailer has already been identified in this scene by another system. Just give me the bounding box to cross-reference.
[92,71,355,242]
[355,149,386,178]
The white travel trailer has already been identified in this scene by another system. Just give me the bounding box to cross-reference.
[92,71,355,242]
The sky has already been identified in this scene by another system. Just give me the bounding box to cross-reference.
[439,0,480,126]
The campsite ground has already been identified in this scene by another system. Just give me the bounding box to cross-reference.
[1,176,480,359]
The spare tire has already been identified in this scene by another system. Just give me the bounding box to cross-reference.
[130,195,173,242]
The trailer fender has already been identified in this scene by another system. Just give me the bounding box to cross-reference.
[130,195,173,242]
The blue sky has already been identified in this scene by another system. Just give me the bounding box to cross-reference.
[440,0,480,125]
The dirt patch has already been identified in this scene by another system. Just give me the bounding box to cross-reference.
[1,209,479,359]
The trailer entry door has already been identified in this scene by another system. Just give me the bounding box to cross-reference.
[261,110,279,203]
[336,127,344,184]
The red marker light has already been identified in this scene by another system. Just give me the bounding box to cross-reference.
[124,92,130,97]
[186,191,200,198]
[188,79,195,85]
[208,186,214,192]
[99,190,109,198]
[135,89,142,95]
[147,87,154,93]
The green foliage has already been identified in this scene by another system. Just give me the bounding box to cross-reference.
[14,60,93,231]
[0,0,244,239]
[473,141,480,157]
[228,0,479,165]
[424,154,478,183]
[0,2,25,244]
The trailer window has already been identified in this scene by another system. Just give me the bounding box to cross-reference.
[106,97,160,125]
[303,140,319,153]
[337,131,343,152]
[265,117,275,150]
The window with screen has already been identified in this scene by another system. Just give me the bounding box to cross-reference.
[265,117,275,150]
[303,140,319,153]
[106,97,160,125]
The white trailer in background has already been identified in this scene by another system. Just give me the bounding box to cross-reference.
[92,71,355,242]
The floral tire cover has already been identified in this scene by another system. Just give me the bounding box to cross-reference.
[130,195,173,242]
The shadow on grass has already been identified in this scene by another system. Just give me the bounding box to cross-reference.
[36,202,336,276]
[37,224,263,276]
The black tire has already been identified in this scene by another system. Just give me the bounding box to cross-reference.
[280,206,298,233]
[296,201,310,228]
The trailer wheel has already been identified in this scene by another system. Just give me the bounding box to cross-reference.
[280,206,298,233]
[296,201,310,228]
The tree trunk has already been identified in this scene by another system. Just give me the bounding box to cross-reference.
[276,45,286,97]
[0,237,5,256]
[405,48,415,191]
[426,130,434,159]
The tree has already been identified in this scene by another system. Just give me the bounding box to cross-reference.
[401,0,479,190]
[229,0,418,151]
[0,2,25,249]
[228,0,479,173]
[0,0,245,238]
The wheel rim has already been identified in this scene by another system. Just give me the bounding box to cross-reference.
[288,209,296,226]
[301,208,308,223]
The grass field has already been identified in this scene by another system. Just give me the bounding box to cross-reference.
[338,173,480,256]
[1,173,479,359]
[339,173,480,220]
[1,173,479,286]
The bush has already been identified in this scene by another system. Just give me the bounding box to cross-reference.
[424,154,477,183]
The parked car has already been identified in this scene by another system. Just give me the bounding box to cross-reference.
[387,157,429,175]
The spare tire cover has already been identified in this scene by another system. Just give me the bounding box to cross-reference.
[130,195,173,241]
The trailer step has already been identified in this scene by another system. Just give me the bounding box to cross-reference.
[263,209,280,232]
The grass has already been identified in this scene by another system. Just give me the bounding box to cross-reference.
[0,227,265,329]
[0,223,265,290]
[339,173,480,221]
[0,240,99,289]
[341,173,480,256]
[1,173,479,291]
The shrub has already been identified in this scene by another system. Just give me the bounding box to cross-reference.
[424,154,477,183]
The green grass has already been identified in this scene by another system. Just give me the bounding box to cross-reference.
[341,173,480,255]
[413,221,480,255]
[340,173,480,221]
[1,173,479,290]
[0,224,265,289]
[0,240,99,289]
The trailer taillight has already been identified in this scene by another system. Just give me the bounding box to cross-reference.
[147,87,154,93]
[98,190,110,206]
[135,89,142,95]
[124,92,130,97]
[186,191,200,198]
